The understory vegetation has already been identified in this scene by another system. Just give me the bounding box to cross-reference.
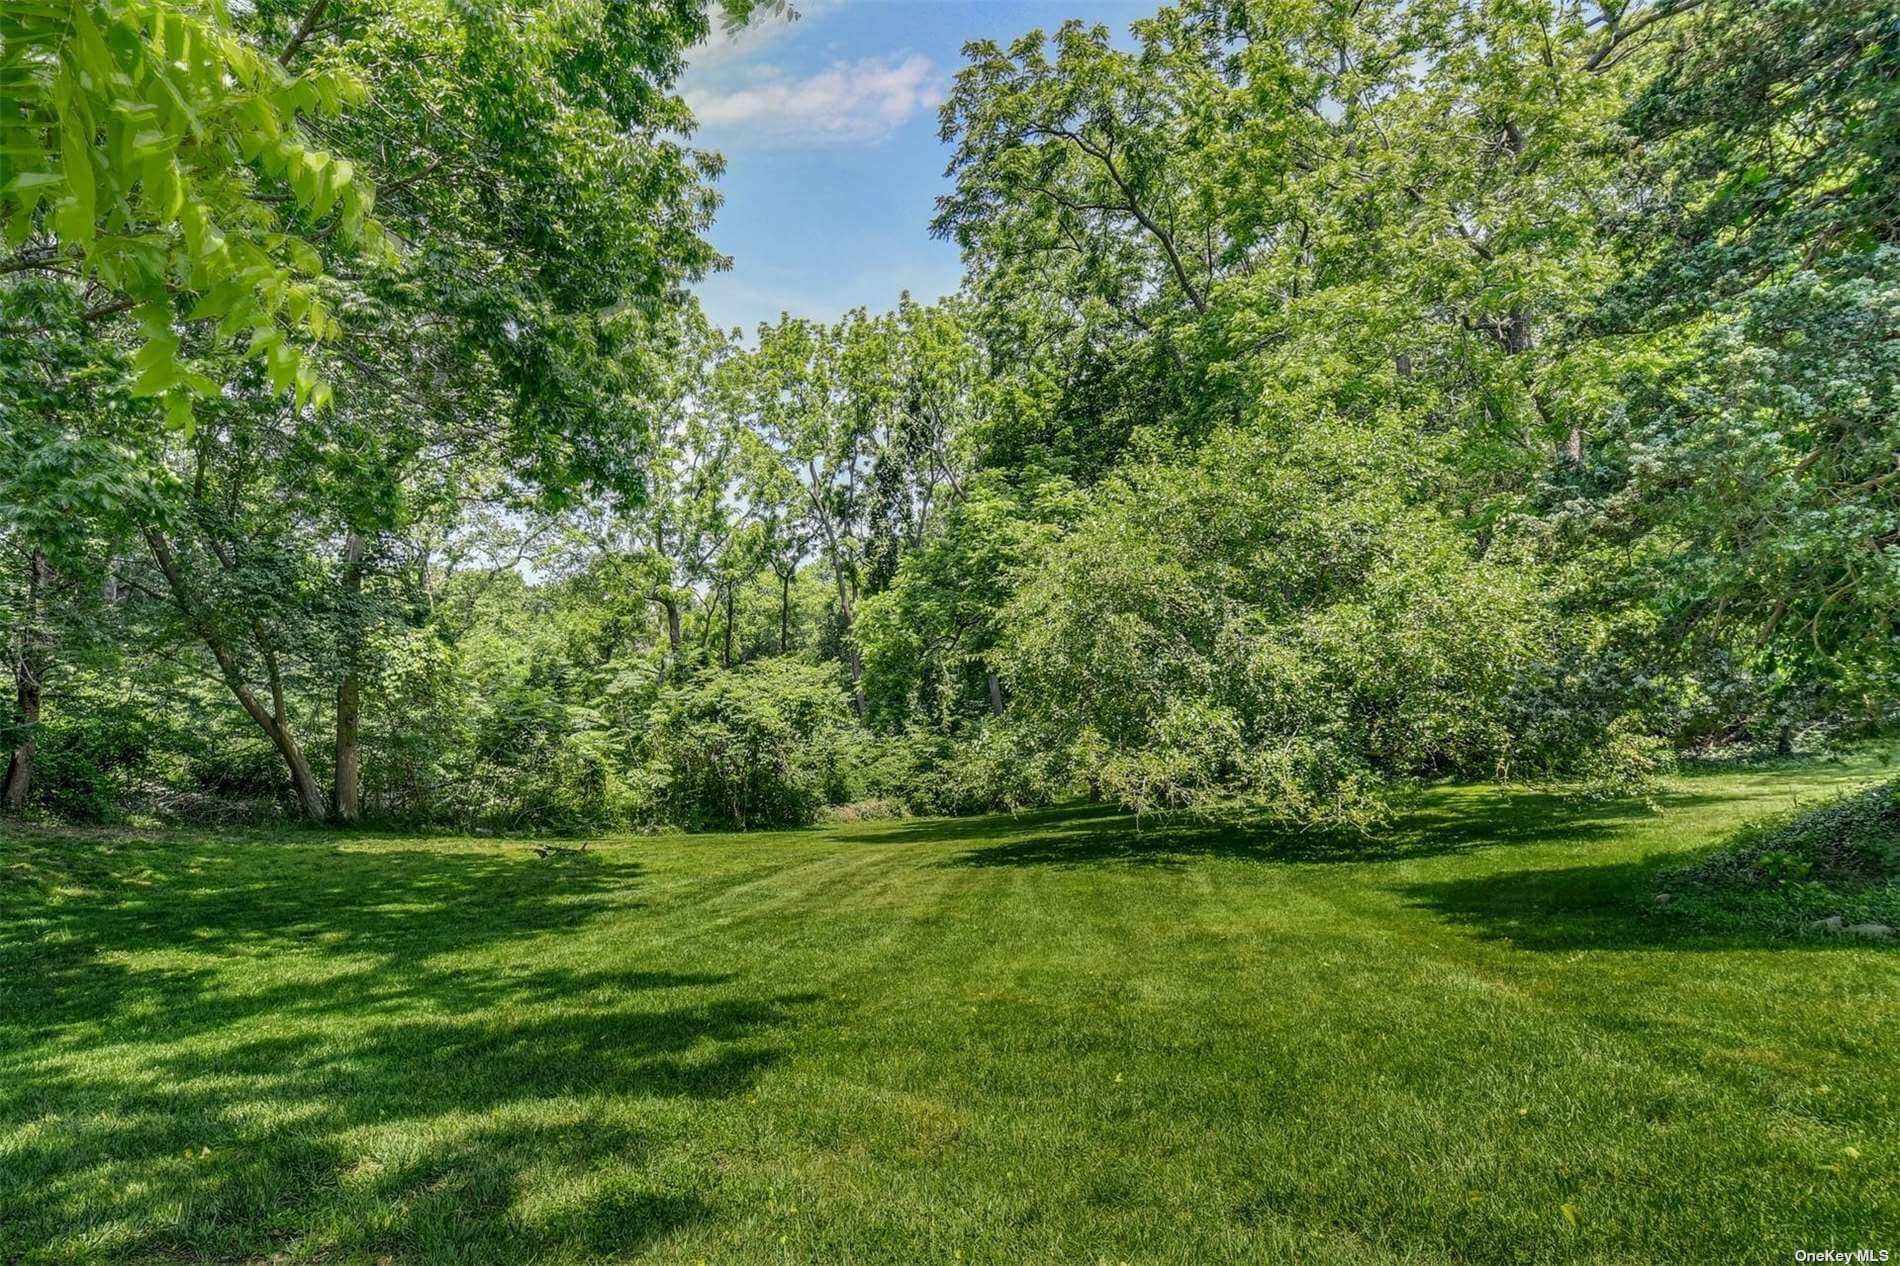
[3,2,1897,848]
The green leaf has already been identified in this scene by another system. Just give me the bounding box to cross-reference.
[163,391,196,435]
[130,335,185,397]
[58,112,96,243]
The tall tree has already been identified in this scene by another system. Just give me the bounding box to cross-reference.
[112,0,773,818]
[731,312,890,715]
[1593,0,1900,733]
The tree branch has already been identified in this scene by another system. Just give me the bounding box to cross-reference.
[1584,0,1705,73]
[280,0,330,66]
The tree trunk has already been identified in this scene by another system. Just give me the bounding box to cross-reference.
[1503,310,1535,356]
[829,568,868,717]
[333,531,366,822]
[844,649,868,718]
[722,584,735,668]
[3,550,49,812]
[986,670,1005,718]
[277,727,329,820]
[1498,309,1583,465]
[333,672,361,820]
[1776,722,1795,758]
[778,569,792,654]
[648,592,685,682]
[663,595,682,654]
[145,527,327,820]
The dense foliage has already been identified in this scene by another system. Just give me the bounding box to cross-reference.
[3,0,1895,833]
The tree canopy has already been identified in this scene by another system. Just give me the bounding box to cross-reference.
[4,0,1894,831]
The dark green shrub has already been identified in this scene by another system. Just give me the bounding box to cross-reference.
[1660,777,1900,934]
[643,661,864,830]
[29,698,164,822]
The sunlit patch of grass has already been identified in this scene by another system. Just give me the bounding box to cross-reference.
[2,754,1895,1263]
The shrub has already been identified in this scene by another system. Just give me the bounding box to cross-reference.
[27,696,169,822]
[1567,715,1679,804]
[643,660,865,830]
[1659,777,1900,934]
[458,682,637,833]
[867,722,1056,817]
[1678,779,1900,890]
[818,799,908,824]
[997,425,1547,828]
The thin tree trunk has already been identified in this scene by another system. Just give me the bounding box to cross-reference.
[986,670,1005,718]
[145,527,327,820]
[333,530,366,822]
[722,584,735,668]
[828,564,868,716]
[843,645,868,717]
[3,550,49,812]
[778,569,792,654]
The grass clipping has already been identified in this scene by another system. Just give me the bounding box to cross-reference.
[1660,776,1900,937]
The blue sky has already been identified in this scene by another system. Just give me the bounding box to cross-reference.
[679,0,1149,334]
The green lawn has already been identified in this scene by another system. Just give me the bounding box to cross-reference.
[3,758,1895,1264]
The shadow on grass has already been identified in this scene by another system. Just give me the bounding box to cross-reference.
[0,835,807,1261]
[1394,855,1897,953]
[1391,855,1675,952]
[2,837,656,1033]
[918,786,1673,869]
[1390,759,1898,953]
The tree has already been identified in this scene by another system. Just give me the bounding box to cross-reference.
[577,309,744,678]
[858,480,1042,726]
[936,1,1695,491]
[998,423,1548,825]
[643,659,862,830]
[8,0,1891,833]
[1607,0,1898,330]
[0,279,153,812]
[1,0,389,429]
[69,0,776,819]
[730,312,886,714]
[1588,0,1900,738]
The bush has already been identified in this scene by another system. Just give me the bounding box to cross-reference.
[818,798,908,824]
[466,684,638,832]
[997,425,1547,828]
[1678,779,1900,889]
[1567,715,1678,804]
[1659,777,1900,934]
[877,722,1056,817]
[27,696,168,822]
[643,661,866,830]
[361,628,478,824]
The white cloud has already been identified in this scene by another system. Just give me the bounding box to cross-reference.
[685,52,945,146]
